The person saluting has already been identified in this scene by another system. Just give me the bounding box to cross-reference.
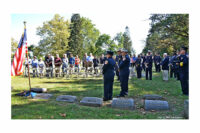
[102,51,116,101]
[117,49,130,97]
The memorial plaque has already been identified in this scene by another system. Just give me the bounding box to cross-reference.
[80,97,103,107]
[33,93,53,99]
[143,94,163,100]
[111,98,135,110]
[56,95,77,103]
[184,100,189,119]
[144,100,169,111]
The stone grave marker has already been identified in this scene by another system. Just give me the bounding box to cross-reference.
[33,93,53,99]
[80,97,103,107]
[143,94,164,100]
[111,98,135,110]
[56,95,77,103]
[184,100,189,119]
[144,100,169,111]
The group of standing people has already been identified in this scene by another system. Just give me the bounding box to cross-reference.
[102,46,189,101]
[103,49,130,101]
[25,52,105,77]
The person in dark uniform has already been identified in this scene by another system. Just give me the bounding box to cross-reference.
[100,54,106,64]
[102,51,116,101]
[175,50,180,80]
[177,46,189,96]
[135,54,142,78]
[154,53,161,72]
[145,50,153,80]
[141,53,146,72]
[117,49,130,97]
[115,49,122,81]
[169,51,177,78]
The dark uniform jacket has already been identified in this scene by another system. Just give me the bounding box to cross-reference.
[102,57,116,77]
[93,58,99,67]
[154,55,161,65]
[100,57,106,64]
[119,54,130,76]
[145,55,153,68]
[179,54,189,80]
[135,58,142,67]
[161,57,169,70]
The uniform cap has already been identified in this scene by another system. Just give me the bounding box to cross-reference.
[106,51,114,56]
[121,49,128,53]
[181,46,188,51]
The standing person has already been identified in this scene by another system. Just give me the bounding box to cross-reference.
[45,54,53,77]
[132,54,137,69]
[130,55,133,67]
[62,54,68,77]
[169,51,177,78]
[175,51,181,80]
[38,57,45,77]
[115,49,122,81]
[135,55,142,78]
[75,55,80,72]
[141,53,146,72]
[117,49,130,97]
[82,53,88,70]
[69,54,75,68]
[32,56,39,77]
[154,53,161,72]
[177,46,189,96]
[24,57,32,77]
[87,53,93,67]
[93,55,99,74]
[145,50,153,80]
[54,54,62,77]
[161,53,169,81]
[102,51,115,101]
[45,54,53,78]
[100,54,106,64]
[69,54,75,74]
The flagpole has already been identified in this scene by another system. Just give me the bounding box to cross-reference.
[24,21,31,91]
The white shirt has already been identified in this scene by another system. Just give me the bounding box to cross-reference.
[38,61,45,68]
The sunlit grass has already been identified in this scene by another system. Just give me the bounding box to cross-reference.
[11,71,188,119]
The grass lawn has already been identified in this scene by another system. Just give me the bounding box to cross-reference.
[11,71,188,119]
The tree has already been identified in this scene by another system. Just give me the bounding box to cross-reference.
[143,14,189,55]
[80,17,100,56]
[94,34,119,55]
[114,32,124,49]
[36,14,70,57]
[11,37,18,55]
[68,14,83,57]
[123,26,133,54]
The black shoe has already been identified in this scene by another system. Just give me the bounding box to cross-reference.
[124,92,128,96]
[108,97,113,100]
[103,97,109,101]
[117,94,125,97]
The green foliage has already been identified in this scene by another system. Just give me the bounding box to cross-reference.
[36,14,70,57]
[68,14,83,57]
[94,34,119,55]
[143,14,189,55]
[114,32,124,50]
[11,37,18,57]
[11,71,188,119]
[81,17,100,55]
[123,26,133,54]
[33,14,136,57]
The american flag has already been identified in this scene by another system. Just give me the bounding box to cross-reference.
[11,27,28,76]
